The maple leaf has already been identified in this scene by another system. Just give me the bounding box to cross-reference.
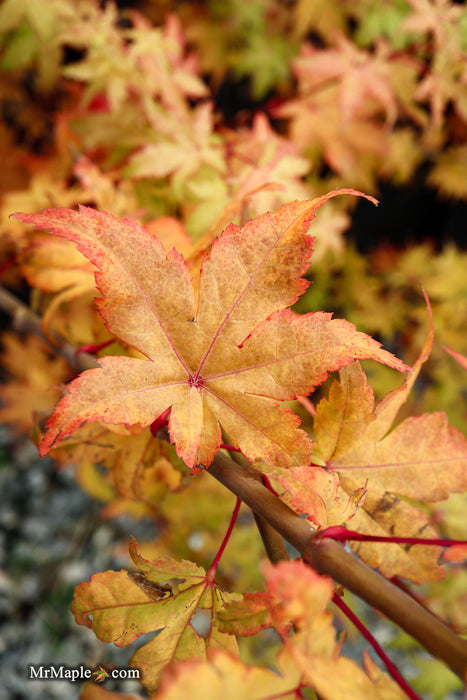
[22,234,96,294]
[428,146,467,199]
[292,36,399,127]
[157,648,302,700]
[261,561,407,699]
[398,0,467,147]
[91,665,108,683]
[217,558,332,638]
[310,299,467,582]
[184,561,407,700]
[20,187,191,339]
[61,9,206,115]
[182,113,311,241]
[0,0,77,89]
[0,333,69,433]
[126,102,224,185]
[291,0,348,42]
[276,88,389,189]
[155,645,406,700]
[72,538,239,691]
[50,423,181,509]
[401,0,465,47]
[258,462,353,529]
[21,233,98,338]
[14,192,409,470]
[276,36,422,189]
[72,156,142,220]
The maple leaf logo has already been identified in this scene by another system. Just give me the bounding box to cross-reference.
[92,665,109,683]
[14,191,409,471]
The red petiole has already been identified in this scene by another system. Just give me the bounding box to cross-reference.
[76,338,115,355]
[320,525,467,548]
[206,497,241,583]
[332,592,422,700]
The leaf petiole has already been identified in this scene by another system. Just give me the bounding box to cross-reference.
[332,592,422,700]
[319,525,467,548]
[220,443,241,452]
[206,497,242,584]
[150,407,172,436]
[76,338,115,356]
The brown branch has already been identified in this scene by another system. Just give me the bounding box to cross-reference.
[207,449,467,681]
[306,535,467,680]
[225,444,290,563]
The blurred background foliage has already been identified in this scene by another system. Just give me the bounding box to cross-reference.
[0,1,466,698]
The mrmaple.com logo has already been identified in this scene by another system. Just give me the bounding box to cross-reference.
[28,664,141,683]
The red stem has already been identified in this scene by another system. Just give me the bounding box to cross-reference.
[332,593,422,700]
[150,407,171,437]
[220,443,241,452]
[76,338,115,355]
[207,497,241,582]
[321,526,467,548]
[261,474,281,497]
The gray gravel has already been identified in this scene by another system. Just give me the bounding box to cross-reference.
[0,428,153,699]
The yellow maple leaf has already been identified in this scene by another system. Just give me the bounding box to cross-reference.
[0,333,69,433]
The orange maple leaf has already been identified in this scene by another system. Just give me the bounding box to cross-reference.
[50,423,181,509]
[310,299,467,582]
[14,192,409,470]
[293,36,399,126]
[211,561,408,700]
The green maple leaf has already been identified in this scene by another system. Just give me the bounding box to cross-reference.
[92,665,109,683]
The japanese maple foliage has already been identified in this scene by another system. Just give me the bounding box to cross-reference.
[14,190,409,472]
[255,295,467,583]
[1,2,467,699]
[72,537,240,690]
[8,193,467,699]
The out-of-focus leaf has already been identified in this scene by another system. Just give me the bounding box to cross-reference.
[0,333,69,433]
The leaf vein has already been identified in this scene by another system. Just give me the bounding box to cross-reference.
[196,216,302,374]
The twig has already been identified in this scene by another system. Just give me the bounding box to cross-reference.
[332,593,422,700]
[0,285,98,372]
[225,444,290,564]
